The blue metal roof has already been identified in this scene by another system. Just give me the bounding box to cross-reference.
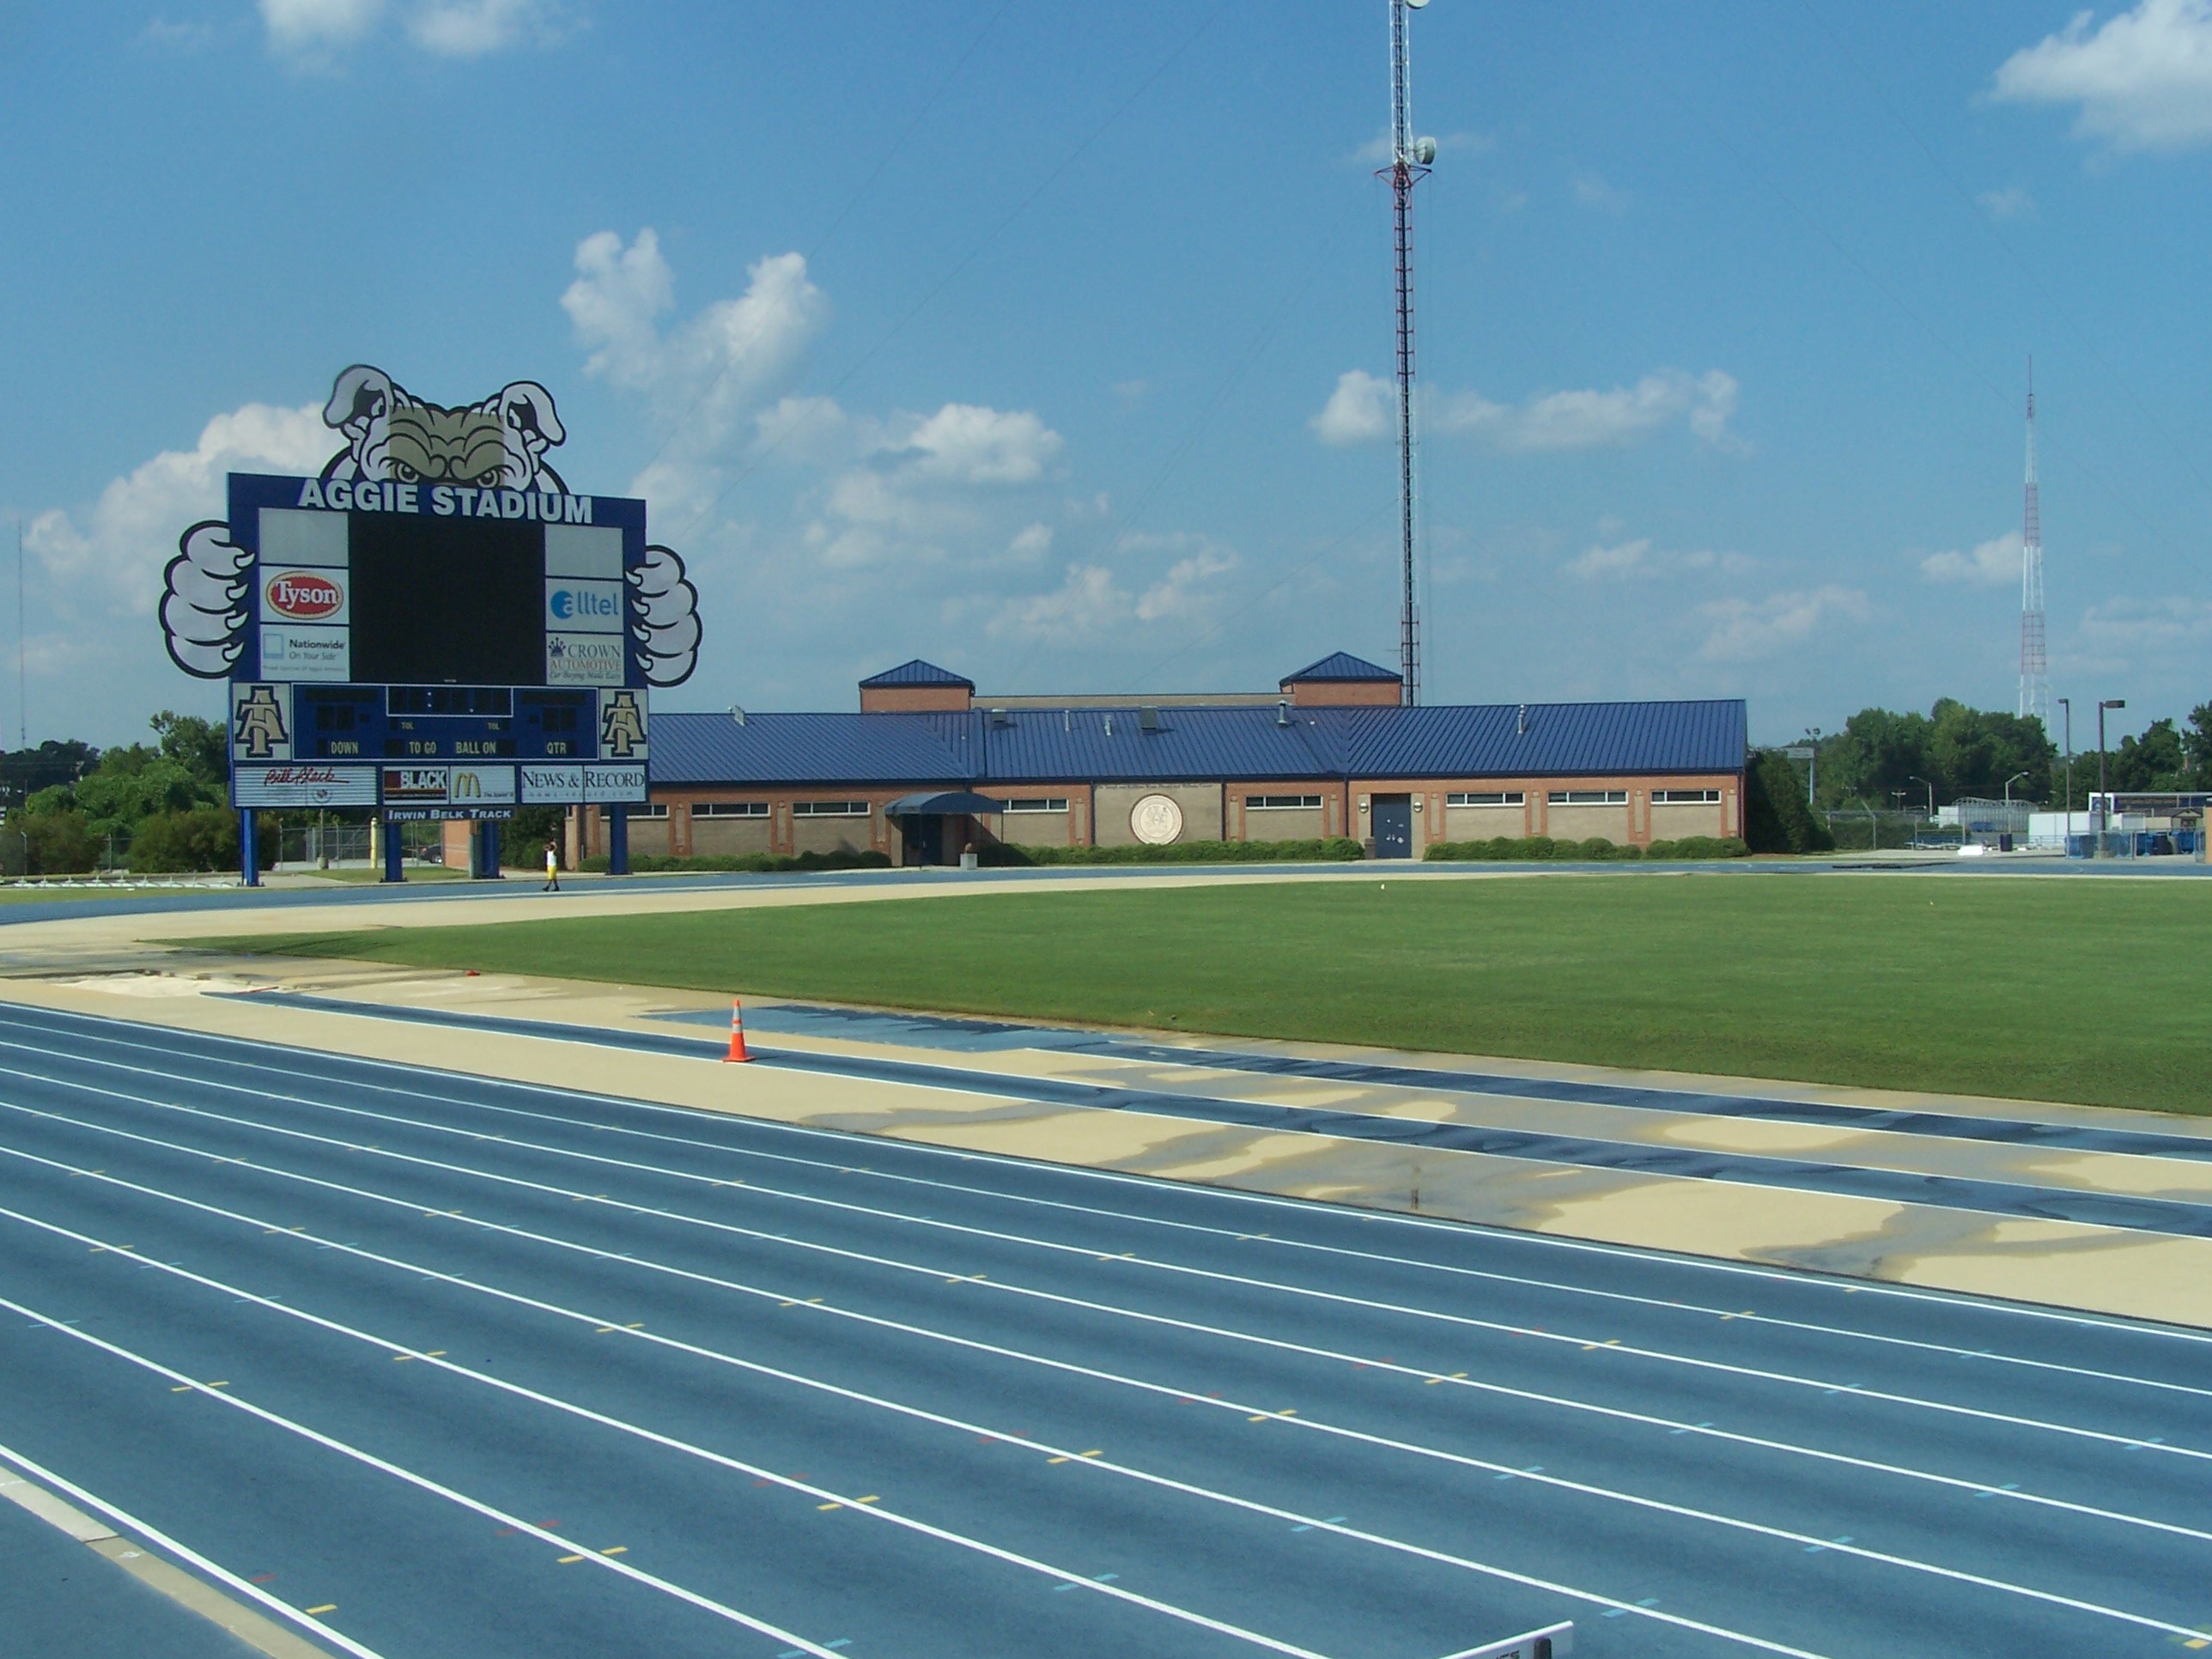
[1337,699,1748,778]
[653,698,1745,787]
[983,706,1334,783]
[1282,651,1402,685]
[653,712,978,787]
[858,658,974,689]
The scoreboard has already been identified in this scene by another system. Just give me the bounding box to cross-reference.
[224,473,650,818]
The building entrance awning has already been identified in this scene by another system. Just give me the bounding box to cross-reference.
[882,791,1004,817]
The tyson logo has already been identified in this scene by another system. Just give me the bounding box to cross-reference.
[267,572,343,621]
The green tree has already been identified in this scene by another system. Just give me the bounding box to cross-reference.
[2184,703,2212,781]
[149,711,226,791]
[2107,717,2187,792]
[1815,699,2053,810]
[1745,750,1834,854]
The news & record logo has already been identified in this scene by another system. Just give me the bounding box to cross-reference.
[266,571,343,621]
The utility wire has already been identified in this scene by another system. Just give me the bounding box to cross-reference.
[996,206,1358,693]
[671,1,1231,550]
[1799,0,2212,503]
[635,0,1014,488]
[1139,505,1395,690]
[1697,112,2190,560]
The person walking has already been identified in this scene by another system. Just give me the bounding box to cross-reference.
[542,838,561,892]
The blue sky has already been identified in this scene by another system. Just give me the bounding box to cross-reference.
[4,1,2210,750]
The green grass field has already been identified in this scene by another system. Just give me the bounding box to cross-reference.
[197,873,2212,1113]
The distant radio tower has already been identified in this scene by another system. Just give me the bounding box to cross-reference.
[2019,361,2050,727]
[1382,0,1436,706]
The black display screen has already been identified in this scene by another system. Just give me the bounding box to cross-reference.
[347,513,544,686]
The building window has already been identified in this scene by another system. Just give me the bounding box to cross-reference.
[793,800,871,817]
[1000,797,1069,813]
[1248,794,1322,810]
[1547,790,1627,805]
[1447,791,1524,807]
[1653,788,1721,805]
[632,803,670,819]
[695,801,769,818]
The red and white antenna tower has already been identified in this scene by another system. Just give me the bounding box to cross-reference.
[1381,0,1436,706]
[2019,360,2050,726]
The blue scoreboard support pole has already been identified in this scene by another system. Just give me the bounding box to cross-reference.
[382,815,404,884]
[478,820,502,878]
[607,804,629,875]
[239,809,260,888]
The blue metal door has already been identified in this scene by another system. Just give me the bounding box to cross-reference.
[1372,794,1413,859]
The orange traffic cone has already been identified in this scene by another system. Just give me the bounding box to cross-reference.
[723,998,752,1063]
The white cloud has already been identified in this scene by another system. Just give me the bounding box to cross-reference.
[407,0,566,56]
[261,0,568,60]
[801,404,1065,571]
[1564,536,1752,581]
[1565,538,1651,579]
[564,229,830,520]
[27,402,331,616]
[981,533,1236,644]
[1434,368,1744,453]
[1978,185,2038,221]
[261,0,384,57]
[1920,531,2021,586]
[1310,369,1393,447]
[1698,586,1870,661]
[1129,535,1237,623]
[884,404,1062,486]
[2079,593,2212,644]
[1007,523,1055,561]
[1990,0,2212,152]
[988,564,1129,641]
[1572,172,1628,212]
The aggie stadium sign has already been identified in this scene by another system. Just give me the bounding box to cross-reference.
[161,364,702,882]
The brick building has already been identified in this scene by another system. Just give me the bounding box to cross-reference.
[580,652,1746,864]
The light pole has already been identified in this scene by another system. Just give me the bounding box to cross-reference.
[1803,726,1822,805]
[2057,696,2072,844]
[1907,775,1936,846]
[2097,698,2125,854]
[2002,770,2028,849]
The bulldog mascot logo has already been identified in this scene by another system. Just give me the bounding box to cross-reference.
[161,365,700,686]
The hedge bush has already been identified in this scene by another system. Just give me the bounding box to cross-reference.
[129,807,276,872]
[1425,834,1747,863]
[579,848,894,875]
[977,837,1365,866]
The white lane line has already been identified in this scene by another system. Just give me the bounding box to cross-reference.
[0,1297,847,1659]
[0,1200,1825,1659]
[7,1101,2206,1553]
[0,1438,388,1659]
[5,1103,2203,1562]
[7,1154,2203,1647]
[15,1006,2210,1352]
[32,1019,2197,1406]
[0,1237,1335,1659]
[3,1064,2200,1468]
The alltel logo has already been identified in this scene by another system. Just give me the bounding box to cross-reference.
[267,572,343,621]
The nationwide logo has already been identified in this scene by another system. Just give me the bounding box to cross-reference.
[549,586,619,622]
[267,572,343,620]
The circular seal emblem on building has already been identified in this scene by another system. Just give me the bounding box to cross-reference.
[1129,793,1184,845]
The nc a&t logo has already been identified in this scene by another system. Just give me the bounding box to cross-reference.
[234,686,289,759]
[600,690,646,759]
